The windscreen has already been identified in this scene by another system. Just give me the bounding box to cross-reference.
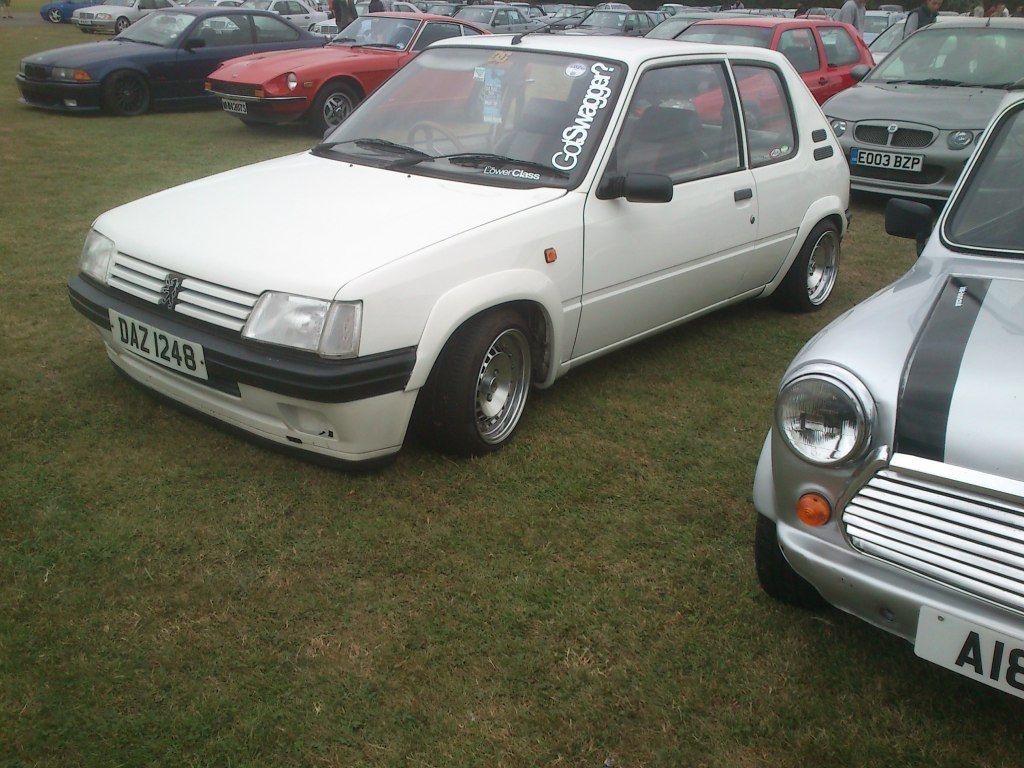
[455,7,492,22]
[579,11,627,28]
[332,15,419,47]
[945,104,1024,253]
[863,14,893,34]
[646,17,693,39]
[318,47,625,189]
[117,10,193,43]
[870,26,1024,88]
[869,18,903,52]
[678,23,773,47]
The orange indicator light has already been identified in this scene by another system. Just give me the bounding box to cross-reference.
[544,248,557,264]
[797,493,832,527]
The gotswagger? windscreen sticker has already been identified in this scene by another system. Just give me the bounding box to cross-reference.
[551,63,617,172]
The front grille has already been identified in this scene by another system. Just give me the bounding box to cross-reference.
[78,11,94,18]
[850,163,944,185]
[853,124,936,148]
[854,125,890,145]
[891,128,934,148]
[107,253,259,332]
[23,63,49,80]
[209,80,257,97]
[843,460,1024,614]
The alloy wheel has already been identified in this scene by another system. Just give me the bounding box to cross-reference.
[806,229,839,306]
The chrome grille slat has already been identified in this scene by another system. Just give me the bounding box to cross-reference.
[107,253,257,332]
[843,457,1024,614]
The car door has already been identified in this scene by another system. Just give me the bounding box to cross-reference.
[815,24,865,100]
[491,8,511,31]
[574,59,759,358]
[174,13,258,98]
[775,25,827,103]
[729,61,806,288]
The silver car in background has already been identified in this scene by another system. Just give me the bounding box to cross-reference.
[754,91,1024,699]
[824,17,1024,201]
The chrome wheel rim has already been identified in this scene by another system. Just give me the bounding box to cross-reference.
[48,8,63,21]
[475,329,530,445]
[323,92,352,128]
[806,230,839,306]
[115,17,128,31]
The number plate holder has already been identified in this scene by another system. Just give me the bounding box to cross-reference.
[222,98,248,115]
[109,310,209,381]
[850,147,923,173]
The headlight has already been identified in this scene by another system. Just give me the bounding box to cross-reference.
[286,72,298,91]
[776,371,872,466]
[96,12,111,18]
[242,292,362,359]
[828,118,847,138]
[79,229,115,284]
[52,67,91,81]
[947,130,975,150]
[18,60,27,76]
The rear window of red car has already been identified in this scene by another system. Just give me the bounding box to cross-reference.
[678,23,773,47]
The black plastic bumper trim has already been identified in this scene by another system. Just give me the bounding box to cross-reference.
[68,275,416,404]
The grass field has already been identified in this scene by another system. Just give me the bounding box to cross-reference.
[3,17,1024,768]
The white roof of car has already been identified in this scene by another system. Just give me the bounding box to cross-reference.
[432,30,781,64]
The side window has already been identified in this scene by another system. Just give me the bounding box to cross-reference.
[819,25,861,66]
[778,28,820,73]
[493,10,509,25]
[288,1,307,13]
[272,1,289,12]
[253,13,299,40]
[192,14,251,45]
[461,24,482,35]
[412,21,462,50]
[613,63,741,184]
[733,65,797,167]
[138,0,154,9]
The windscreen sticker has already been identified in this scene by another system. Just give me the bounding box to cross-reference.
[564,61,587,78]
[483,166,541,181]
[487,51,511,65]
[551,63,616,172]
[482,67,505,125]
[473,66,486,81]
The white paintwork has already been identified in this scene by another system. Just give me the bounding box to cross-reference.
[85,35,848,461]
[266,0,326,24]
[72,0,176,29]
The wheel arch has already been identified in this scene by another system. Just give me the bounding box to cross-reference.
[406,270,563,391]
[313,74,365,104]
[762,197,847,298]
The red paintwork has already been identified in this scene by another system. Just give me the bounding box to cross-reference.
[685,17,874,104]
[207,13,488,122]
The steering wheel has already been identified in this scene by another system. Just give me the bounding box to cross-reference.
[408,121,465,155]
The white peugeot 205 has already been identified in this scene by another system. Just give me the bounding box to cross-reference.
[68,34,849,466]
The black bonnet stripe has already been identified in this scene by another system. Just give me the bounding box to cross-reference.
[894,276,991,461]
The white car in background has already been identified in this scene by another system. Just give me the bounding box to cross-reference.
[308,16,339,34]
[243,0,326,25]
[67,36,849,465]
[355,0,421,15]
[73,0,176,34]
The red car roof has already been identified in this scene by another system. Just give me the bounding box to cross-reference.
[689,16,854,28]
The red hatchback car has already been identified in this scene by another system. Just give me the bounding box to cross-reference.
[207,12,488,133]
[678,17,874,104]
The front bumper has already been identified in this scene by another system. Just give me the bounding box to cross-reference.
[75,18,117,32]
[68,275,419,463]
[754,434,1024,645]
[16,75,102,111]
[835,132,974,201]
[208,89,309,124]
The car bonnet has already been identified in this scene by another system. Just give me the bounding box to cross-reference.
[824,81,1008,128]
[92,151,567,302]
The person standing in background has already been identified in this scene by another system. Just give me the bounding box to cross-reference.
[368,0,384,12]
[837,0,866,35]
[333,0,356,25]
[0,0,12,20]
[904,0,942,36]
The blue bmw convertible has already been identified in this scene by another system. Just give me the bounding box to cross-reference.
[40,0,101,23]
[17,7,324,115]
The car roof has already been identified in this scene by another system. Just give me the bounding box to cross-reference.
[433,30,788,64]
[912,16,1024,28]
[688,16,851,28]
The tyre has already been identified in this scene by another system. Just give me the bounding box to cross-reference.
[114,15,130,33]
[772,219,841,313]
[308,82,358,135]
[754,514,828,610]
[418,308,533,457]
[47,8,64,22]
[102,71,150,116]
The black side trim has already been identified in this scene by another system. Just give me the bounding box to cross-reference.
[811,128,828,143]
[813,145,834,161]
[894,276,991,461]
[68,275,416,404]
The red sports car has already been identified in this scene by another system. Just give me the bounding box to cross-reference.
[207,12,488,132]
[677,17,874,105]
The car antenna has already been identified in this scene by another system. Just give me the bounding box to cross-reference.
[511,7,591,44]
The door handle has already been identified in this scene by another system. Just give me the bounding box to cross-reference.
[734,188,753,202]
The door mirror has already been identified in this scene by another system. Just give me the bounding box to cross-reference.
[850,64,871,81]
[885,198,934,256]
[600,173,673,203]
[184,37,206,50]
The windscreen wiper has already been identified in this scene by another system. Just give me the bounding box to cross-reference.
[885,77,963,86]
[350,42,402,49]
[311,138,433,161]
[400,152,569,178]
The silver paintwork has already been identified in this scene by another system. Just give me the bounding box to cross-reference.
[754,92,1024,650]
